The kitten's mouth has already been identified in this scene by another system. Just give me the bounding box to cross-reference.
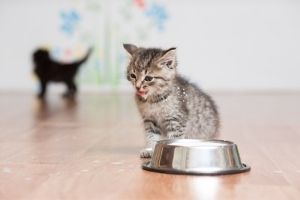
[136,90,148,98]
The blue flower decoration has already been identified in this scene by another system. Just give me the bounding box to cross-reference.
[145,3,168,31]
[60,9,81,36]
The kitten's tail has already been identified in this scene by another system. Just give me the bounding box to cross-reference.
[76,47,93,65]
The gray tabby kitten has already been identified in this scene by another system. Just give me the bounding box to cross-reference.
[123,44,220,158]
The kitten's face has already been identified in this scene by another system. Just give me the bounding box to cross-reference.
[33,49,50,66]
[124,44,177,100]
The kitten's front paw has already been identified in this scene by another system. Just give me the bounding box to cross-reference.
[167,131,184,139]
[140,148,153,158]
[37,93,45,99]
[62,91,76,99]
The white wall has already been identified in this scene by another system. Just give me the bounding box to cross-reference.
[1,0,300,91]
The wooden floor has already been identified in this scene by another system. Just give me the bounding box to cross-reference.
[0,92,300,200]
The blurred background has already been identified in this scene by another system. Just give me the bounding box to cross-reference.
[0,0,300,92]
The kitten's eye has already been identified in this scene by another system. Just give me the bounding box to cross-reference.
[130,73,136,79]
[144,76,153,82]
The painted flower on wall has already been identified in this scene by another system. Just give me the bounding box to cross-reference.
[54,0,170,87]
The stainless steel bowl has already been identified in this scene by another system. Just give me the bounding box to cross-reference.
[142,139,250,175]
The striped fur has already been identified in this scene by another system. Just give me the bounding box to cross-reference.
[124,44,220,158]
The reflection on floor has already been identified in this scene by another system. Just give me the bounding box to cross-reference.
[0,92,300,199]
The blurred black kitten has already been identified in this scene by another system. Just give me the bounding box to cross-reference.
[33,48,92,98]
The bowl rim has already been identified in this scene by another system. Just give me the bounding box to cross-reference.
[142,161,251,176]
[155,139,235,147]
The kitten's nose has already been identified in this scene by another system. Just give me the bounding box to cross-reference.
[135,86,141,91]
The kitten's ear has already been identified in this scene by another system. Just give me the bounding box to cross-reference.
[157,47,177,69]
[123,44,138,55]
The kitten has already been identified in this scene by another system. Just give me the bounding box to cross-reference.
[32,48,92,98]
[123,44,220,158]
